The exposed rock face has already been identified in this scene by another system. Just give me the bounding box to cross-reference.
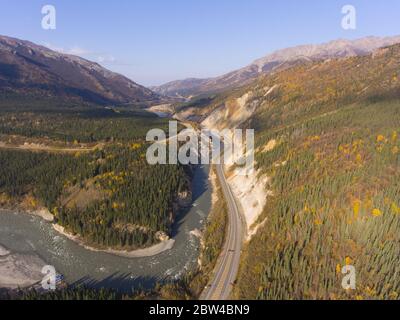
[29,208,54,222]
[0,35,159,105]
[226,167,271,239]
[201,91,259,130]
[153,35,400,98]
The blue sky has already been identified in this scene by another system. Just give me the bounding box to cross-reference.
[1,0,399,86]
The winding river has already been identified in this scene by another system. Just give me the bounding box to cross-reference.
[0,165,211,292]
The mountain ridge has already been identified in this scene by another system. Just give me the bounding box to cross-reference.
[0,34,160,105]
[152,35,400,99]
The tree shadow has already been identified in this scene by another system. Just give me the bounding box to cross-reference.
[70,273,161,294]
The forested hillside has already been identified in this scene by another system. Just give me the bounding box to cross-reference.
[0,105,191,250]
[228,45,400,299]
[0,96,169,143]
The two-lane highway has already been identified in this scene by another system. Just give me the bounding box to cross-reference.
[200,162,245,300]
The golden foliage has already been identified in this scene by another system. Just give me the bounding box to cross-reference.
[376,135,386,143]
[355,153,363,164]
[372,208,383,217]
[130,143,142,150]
[391,131,398,142]
[353,199,361,218]
[391,202,400,215]
[314,218,323,226]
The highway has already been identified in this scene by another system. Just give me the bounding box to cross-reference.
[200,161,245,300]
[157,122,246,300]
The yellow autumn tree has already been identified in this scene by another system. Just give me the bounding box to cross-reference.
[353,199,361,218]
[391,203,400,215]
[391,131,398,142]
[372,208,383,217]
[376,135,386,143]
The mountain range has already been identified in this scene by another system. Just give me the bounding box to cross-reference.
[2,34,400,107]
[0,35,159,105]
[152,35,400,99]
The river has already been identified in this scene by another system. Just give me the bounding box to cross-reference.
[0,165,211,292]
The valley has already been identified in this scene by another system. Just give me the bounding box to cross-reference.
[0,30,399,301]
